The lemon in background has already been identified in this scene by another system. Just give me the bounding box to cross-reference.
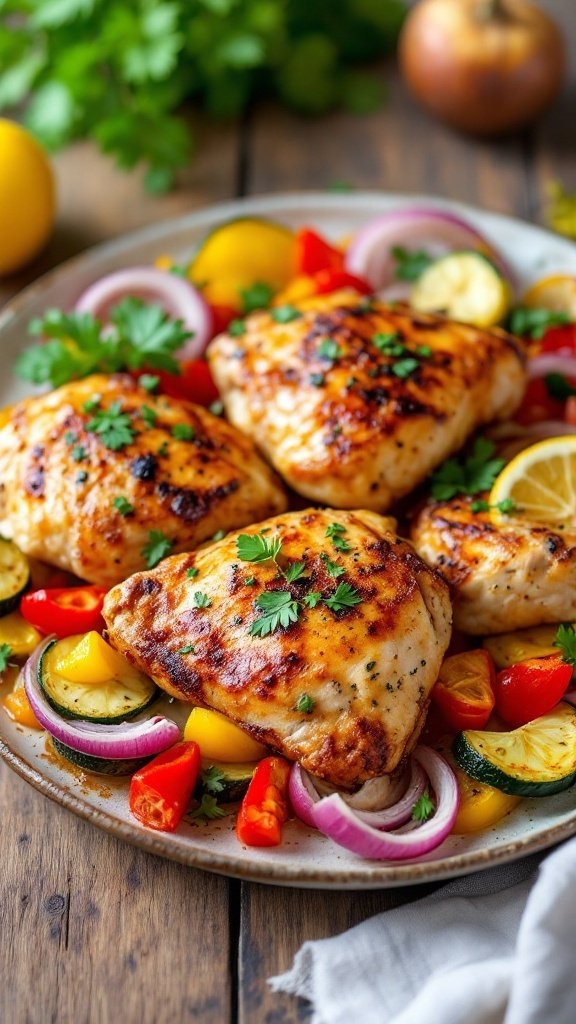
[0,119,55,276]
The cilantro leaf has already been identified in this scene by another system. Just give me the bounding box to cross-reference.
[141,529,173,568]
[201,766,227,796]
[0,643,13,672]
[324,582,362,613]
[113,495,134,516]
[192,591,211,609]
[284,561,306,583]
[171,423,196,441]
[430,438,505,501]
[249,590,300,637]
[320,553,345,578]
[86,400,135,451]
[411,790,435,823]
[189,794,227,823]
[507,306,570,341]
[240,282,275,314]
[295,693,315,714]
[391,357,419,379]
[317,338,343,361]
[554,623,576,669]
[236,533,282,564]
[392,246,434,282]
[271,305,301,324]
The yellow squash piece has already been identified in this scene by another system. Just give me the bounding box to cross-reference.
[55,631,133,685]
[189,218,296,310]
[410,251,512,328]
[0,612,41,657]
[483,623,572,670]
[489,436,576,530]
[184,707,268,763]
[452,764,520,834]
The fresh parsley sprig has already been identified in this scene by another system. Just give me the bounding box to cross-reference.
[411,791,435,823]
[392,246,434,282]
[249,591,301,637]
[141,530,173,569]
[201,766,227,796]
[0,643,14,673]
[554,623,576,671]
[430,438,506,502]
[16,298,193,389]
[324,582,362,613]
[86,400,135,451]
[507,306,570,341]
[189,794,227,824]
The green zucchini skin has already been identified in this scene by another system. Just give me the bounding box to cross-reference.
[39,638,158,723]
[52,738,149,776]
[197,760,257,802]
[0,538,29,616]
[453,730,576,798]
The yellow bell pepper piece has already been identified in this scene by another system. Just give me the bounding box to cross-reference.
[273,274,317,306]
[452,764,520,834]
[184,707,268,763]
[3,686,41,729]
[0,404,13,429]
[189,218,296,310]
[0,612,42,657]
[55,630,132,684]
[483,624,574,670]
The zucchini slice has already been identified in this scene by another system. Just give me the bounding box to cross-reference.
[39,637,158,723]
[51,737,148,776]
[453,704,576,797]
[0,538,29,616]
[198,760,257,802]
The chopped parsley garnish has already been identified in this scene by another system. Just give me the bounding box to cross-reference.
[295,693,315,714]
[545,373,576,401]
[412,790,435,823]
[317,338,343,362]
[192,591,211,609]
[200,766,227,795]
[72,445,87,462]
[392,246,434,282]
[373,331,404,356]
[209,400,224,417]
[171,423,196,441]
[303,591,322,608]
[138,374,160,393]
[236,532,282,564]
[0,643,13,672]
[189,794,227,823]
[64,430,77,445]
[309,372,326,387]
[76,471,88,484]
[271,304,301,324]
[228,319,246,337]
[177,643,196,655]
[554,623,576,670]
[392,357,419,379]
[324,582,362,613]
[249,590,300,637]
[141,529,173,568]
[186,567,199,579]
[17,298,193,387]
[113,495,134,516]
[430,438,505,501]
[157,441,169,456]
[284,561,306,583]
[240,282,275,314]
[507,306,570,341]
[82,394,101,414]
[140,405,158,428]
[471,497,517,515]
[86,400,135,451]
[325,522,351,553]
[416,345,432,358]
[320,553,346,578]
[244,576,257,586]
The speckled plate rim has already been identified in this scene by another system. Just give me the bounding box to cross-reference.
[2,190,576,889]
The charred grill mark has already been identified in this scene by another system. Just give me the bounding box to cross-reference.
[24,446,45,497]
[131,576,163,600]
[156,479,239,523]
[130,454,158,481]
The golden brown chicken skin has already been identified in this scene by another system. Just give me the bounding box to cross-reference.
[208,291,526,511]
[0,374,287,587]
[103,508,452,788]
[411,495,576,635]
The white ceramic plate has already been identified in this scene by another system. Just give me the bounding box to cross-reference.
[2,192,576,889]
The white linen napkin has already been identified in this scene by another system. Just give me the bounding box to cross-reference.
[269,836,576,1024]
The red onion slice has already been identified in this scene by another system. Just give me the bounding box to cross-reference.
[75,267,213,360]
[345,207,512,291]
[311,747,459,861]
[23,638,181,760]
[528,354,576,381]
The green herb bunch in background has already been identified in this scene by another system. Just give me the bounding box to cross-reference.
[0,0,405,193]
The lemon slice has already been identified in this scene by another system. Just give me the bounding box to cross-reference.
[489,436,576,529]
[410,251,512,327]
[523,274,576,318]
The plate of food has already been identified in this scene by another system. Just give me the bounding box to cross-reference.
[2,191,576,889]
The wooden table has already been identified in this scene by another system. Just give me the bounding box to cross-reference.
[2,4,575,1020]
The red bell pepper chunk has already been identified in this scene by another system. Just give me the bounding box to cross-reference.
[540,322,576,356]
[236,756,291,847]
[312,268,373,296]
[142,360,220,407]
[494,657,573,728]
[295,228,345,276]
[129,741,201,833]
[432,649,496,731]
[515,377,569,425]
[20,586,107,639]
[208,303,238,337]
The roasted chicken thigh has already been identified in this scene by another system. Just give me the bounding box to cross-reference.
[103,508,452,788]
[411,495,576,634]
[208,291,527,511]
[0,374,287,587]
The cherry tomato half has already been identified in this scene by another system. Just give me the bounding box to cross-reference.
[494,656,573,727]
[20,586,107,639]
[432,649,496,731]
